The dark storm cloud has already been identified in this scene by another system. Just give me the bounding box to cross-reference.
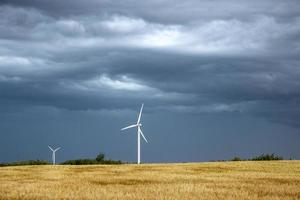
[0,0,300,129]
[2,0,300,23]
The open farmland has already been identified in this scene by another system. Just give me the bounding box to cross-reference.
[0,161,299,200]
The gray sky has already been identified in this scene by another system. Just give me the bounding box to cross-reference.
[0,0,300,163]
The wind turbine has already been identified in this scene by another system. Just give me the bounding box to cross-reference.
[48,146,61,165]
[121,103,148,164]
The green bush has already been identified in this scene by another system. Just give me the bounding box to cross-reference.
[231,156,242,161]
[231,153,283,162]
[0,159,50,167]
[61,159,98,165]
[96,153,105,162]
[251,153,283,161]
[61,153,122,165]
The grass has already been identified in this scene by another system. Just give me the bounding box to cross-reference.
[0,161,300,199]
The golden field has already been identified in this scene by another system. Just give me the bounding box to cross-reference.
[0,161,300,200]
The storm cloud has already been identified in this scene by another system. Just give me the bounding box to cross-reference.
[0,0,300,162]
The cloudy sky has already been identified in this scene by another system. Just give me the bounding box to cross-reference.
[0,0,300,163]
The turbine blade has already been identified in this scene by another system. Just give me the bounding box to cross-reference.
[48,146,54,151]
[55,147,61,152]
[137,103,144,124]
[139,128,148,143]
[121,124,137,131]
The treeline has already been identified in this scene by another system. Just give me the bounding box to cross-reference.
[0,153,285,167]
[61,153,122,165]
[0,153,122,167]
[0,159,50,167]
[231,153,283,161]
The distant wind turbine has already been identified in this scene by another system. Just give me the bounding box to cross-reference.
[121,103,148,164]
[48,146,61,165]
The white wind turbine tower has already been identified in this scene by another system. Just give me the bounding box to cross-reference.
[121,103,148,164]
[48,146,61,165]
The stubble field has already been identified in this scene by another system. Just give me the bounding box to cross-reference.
[0,161,299,200]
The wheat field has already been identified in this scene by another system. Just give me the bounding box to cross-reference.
[0,161,299,200]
